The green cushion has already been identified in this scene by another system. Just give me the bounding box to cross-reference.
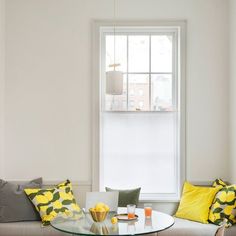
[105,187,141,207]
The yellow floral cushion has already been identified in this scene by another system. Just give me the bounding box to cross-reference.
[209,179,236,227]
[24,180,81,225]
[175,182,220,224]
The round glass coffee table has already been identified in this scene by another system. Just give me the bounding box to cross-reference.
[50,208,174,235]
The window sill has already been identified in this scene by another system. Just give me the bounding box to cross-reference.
[139,198,180,203]
[139,193,180,203]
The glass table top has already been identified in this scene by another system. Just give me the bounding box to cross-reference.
[50,208,174,235]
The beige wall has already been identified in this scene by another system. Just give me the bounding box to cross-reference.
[0,0,5,179]
[1,0,230,185]
[229,0,236,183]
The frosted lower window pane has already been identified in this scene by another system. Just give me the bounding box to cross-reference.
[101,112,177,194]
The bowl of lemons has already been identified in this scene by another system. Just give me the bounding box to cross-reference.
[89,202,110,222]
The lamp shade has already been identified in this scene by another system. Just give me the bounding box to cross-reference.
[106,70,123,95]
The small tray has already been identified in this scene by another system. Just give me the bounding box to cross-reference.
[114,214,138,221]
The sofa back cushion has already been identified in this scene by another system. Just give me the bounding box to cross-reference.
[0,178,42,222]
[175,182,220,224]
[209,179,236,227]
[105,187,141,207]
[24,180,81,226]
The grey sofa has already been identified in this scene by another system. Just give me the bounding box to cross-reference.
[1,217,236,236]
[1,182,236,236]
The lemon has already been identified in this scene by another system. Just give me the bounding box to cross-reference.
[53,200,63,209]
[96,206,105,212]
[214,201,220,208]
[214,213,221,220]
[95,202,105,209]
[44,191,53,201]
[218,192,227,202]
[226,192,235,202]
[111,217,118,224]
[39,205,48,213]
[71,203,80,211]
[35,195,48,204]
[224,206,233,215]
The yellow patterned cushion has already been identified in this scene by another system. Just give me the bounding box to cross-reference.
[209,179,236,227]
[24,180,81,225]
[175,182,220,224]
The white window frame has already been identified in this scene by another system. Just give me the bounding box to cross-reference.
[92,20,186,201]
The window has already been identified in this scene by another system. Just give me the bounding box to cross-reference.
[94,22,186,201]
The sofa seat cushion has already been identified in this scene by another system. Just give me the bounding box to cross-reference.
[158,217,217,236]
[0,221,70,236]
[1,217,236,236]
[158,217,236,236]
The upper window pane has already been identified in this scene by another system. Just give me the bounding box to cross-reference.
[106,35,127,73]
[151,74,173,111]
[128,36,149,73]
[151,35,172,72]
[105,74,127,111]
[128,74,149,111]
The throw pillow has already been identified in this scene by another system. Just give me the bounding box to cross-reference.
[213,179,227,188]
[209,179,236,226]
[105,187,141,207]
[24,180,81,226]
[175,182,220,224]
[0,178,42,222]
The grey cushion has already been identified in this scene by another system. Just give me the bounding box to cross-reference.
[0,178,42,222]
[105,187,141,207]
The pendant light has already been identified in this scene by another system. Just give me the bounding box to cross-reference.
[106,0,123,95]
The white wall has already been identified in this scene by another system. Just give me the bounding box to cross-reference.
[3,0,229,185]
[0,0,5,179]
[229,0,236,183]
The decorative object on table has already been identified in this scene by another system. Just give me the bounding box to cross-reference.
[85,191,118,212]
[111,216,118,224]
[89,202,110,222]
[106,0,123,95]
[175,182,221,224]
[144,217,153,230]
[105,187,141,207]
[24,179,81,226]
[127,204,136,219]
[209,178,236,227]
[127,220,136,234]
[114,213,138,221]
[144,203,152,218]
[0,177,42,222]
[90,222,110,235]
